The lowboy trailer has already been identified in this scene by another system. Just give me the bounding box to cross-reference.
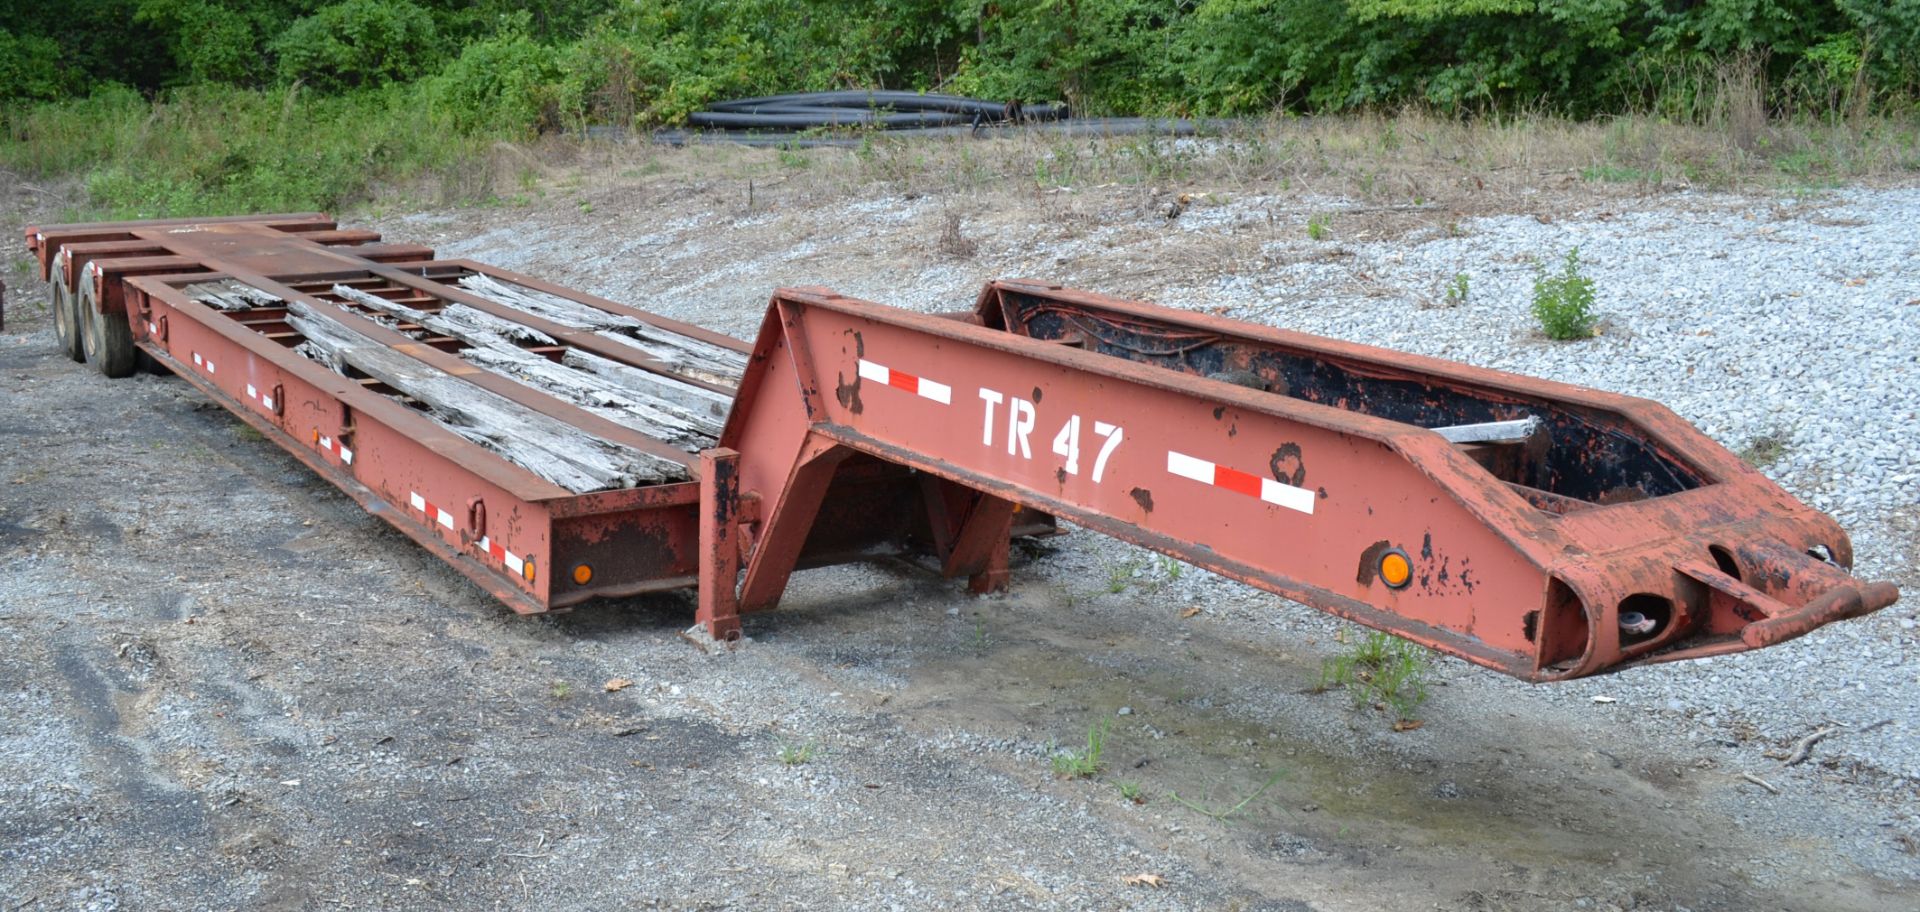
[26,214,1897,681]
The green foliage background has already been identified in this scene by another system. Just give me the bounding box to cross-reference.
[1,1,1915,215]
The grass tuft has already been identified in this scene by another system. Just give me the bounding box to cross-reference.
[1739,431,1792,468]
[777,739,817,766]
[1050,719,1110,779]
[1319,631,1432,722]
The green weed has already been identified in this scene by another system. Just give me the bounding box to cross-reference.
[1154,553,1184,582]
[1319,631,1433,722]
[1117,780,1146,803]
[1580,164,1660,183]
[1739,432,1792,468]
[549,680,572,700]
[1169,768,1286,821]
[1306,213,1331,241]
[1531,247,1598,340]
[1050,719,1110,779]
[1,84,501,219]
[1443,272,1469,307]
[777,739,817,767]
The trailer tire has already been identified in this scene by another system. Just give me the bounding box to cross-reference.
[79,281,137,378]
[51,278,85,363]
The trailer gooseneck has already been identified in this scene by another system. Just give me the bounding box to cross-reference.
[26,215,1897,681]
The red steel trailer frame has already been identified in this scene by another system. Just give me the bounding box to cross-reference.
[26,215,1898,682]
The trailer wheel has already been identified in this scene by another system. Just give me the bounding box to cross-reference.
[79,281,137,378]
[51,278,85,363]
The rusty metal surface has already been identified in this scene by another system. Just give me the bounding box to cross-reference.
[719,284,1897,680]
[32,213,1882,678]
[24,215,971,621]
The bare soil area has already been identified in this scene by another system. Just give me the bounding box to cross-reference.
[3,136,1917,911]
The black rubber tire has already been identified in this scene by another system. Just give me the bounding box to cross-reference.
[79,281,137,378]
[51,272,85,362]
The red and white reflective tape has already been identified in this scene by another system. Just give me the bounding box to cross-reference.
[857,359,951,405]
[244,383,276,413]
[1167,450,1316,515]
[478,536,528,577]
[408,491,456,531]
[317,433,354,465]
[190,351,216,375]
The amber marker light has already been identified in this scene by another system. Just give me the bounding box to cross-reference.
[572,564,593,585]
[1379,549,1413,589]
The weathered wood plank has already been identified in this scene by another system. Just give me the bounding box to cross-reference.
[333,285,726,448]
[560,348,733,423]
[456,273,748,384]
[461,346,721,449]
[185,280,284,312]
[330,284,554,350]
[283,296,685,491]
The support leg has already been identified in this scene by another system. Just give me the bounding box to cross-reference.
[696,447,743,640]
[944,494,1016,594]
[737,436,852,613]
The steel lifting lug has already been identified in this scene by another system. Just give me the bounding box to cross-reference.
[466,497,487,541]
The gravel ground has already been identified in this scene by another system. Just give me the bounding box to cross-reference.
[3,147,1917,910]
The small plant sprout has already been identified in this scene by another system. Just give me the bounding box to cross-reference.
[1169,768,1286,820]
[1118,781,1146,804]
[1444,272,1469,307]
[1319,631,1434,723]
[1306,213,1331,241]
[1152,552,1184,584]
[778,739,817,766]
[1531,247,1598,340]
[1739,431,1791,468]
[549,680,572,699]
[1051,719,1110,779]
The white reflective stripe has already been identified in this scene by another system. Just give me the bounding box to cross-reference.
[857,358,950,405]
[247,384,257,398]
[322,436,352,463]
[1166,451,1213,485]
[917,378,952,404]
[409,492,426,511]
[437,509,454,530]
[262,396,274,410]
[480,537,526,574]
[192,353,202,366]
[1259,477,1317,514]
[1166,451,1316,515]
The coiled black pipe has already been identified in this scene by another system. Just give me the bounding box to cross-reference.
[687,110,977,129]
[686,90,1070,131]
[645,118,1224,148]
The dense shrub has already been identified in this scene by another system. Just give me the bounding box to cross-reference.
[271,0,441,91]
[0,30,68,101]
[426,21,564,134]
[9,1,1920,120]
